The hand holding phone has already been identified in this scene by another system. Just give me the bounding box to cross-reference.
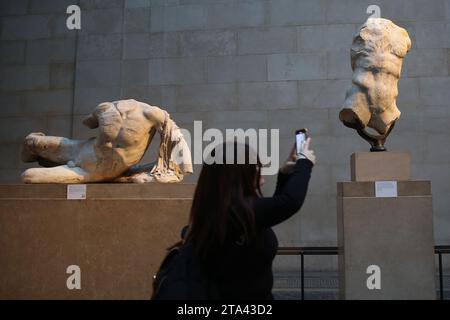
[280,129,315,173]
[295,129,308,157]
[295,129,316,165]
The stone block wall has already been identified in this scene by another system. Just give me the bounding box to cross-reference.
[1,0,450,271]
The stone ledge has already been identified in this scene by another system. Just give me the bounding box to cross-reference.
[0,183,196,199]
[0,187,192,299]
[337,180,431,197]
[351,152,411,182]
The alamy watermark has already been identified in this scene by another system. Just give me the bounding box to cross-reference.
[66,5,81,30]
[177,121,280,176]
[366,264,381,290]
[66,265,81,290]
[366,4,381,19]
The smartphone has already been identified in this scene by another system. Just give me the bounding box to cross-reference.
[295,128,308,156]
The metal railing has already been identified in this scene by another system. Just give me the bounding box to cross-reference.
[277,245,450,300]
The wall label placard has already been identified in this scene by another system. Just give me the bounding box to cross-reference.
[67,184,87,200]
[375,181,398,198]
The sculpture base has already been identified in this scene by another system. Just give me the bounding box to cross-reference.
[0,183,195,299]
[337,181,436,299]
[351,152,411,182]
[369,145,386,152]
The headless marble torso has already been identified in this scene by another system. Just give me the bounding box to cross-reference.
[21,99,191,183]
[339,18,411,136]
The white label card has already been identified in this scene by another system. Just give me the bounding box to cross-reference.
[375,181,398,198]
[67,184,87,200]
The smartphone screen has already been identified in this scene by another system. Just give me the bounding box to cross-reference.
[296,132,306,155]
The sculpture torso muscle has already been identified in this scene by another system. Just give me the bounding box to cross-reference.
[21,99,192,183]
[77,100,165,180]
[339,18,411,151]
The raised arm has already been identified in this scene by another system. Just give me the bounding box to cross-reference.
[252,158,313,228]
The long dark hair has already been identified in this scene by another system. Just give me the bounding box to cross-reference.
[185,141,262,260]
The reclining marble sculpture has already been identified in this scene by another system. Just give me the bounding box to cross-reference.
[339,18,411,151]
[21,99,193,183]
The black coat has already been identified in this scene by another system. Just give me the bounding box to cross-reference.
[196,159,313,299]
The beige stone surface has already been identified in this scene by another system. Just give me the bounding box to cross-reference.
[0,183,194,299]
[340,18,412,135]
[337,180,430,197]
[337,181,436,300]
[0,183,196,199]
[350,152,411,181]
[20,99,193,184]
